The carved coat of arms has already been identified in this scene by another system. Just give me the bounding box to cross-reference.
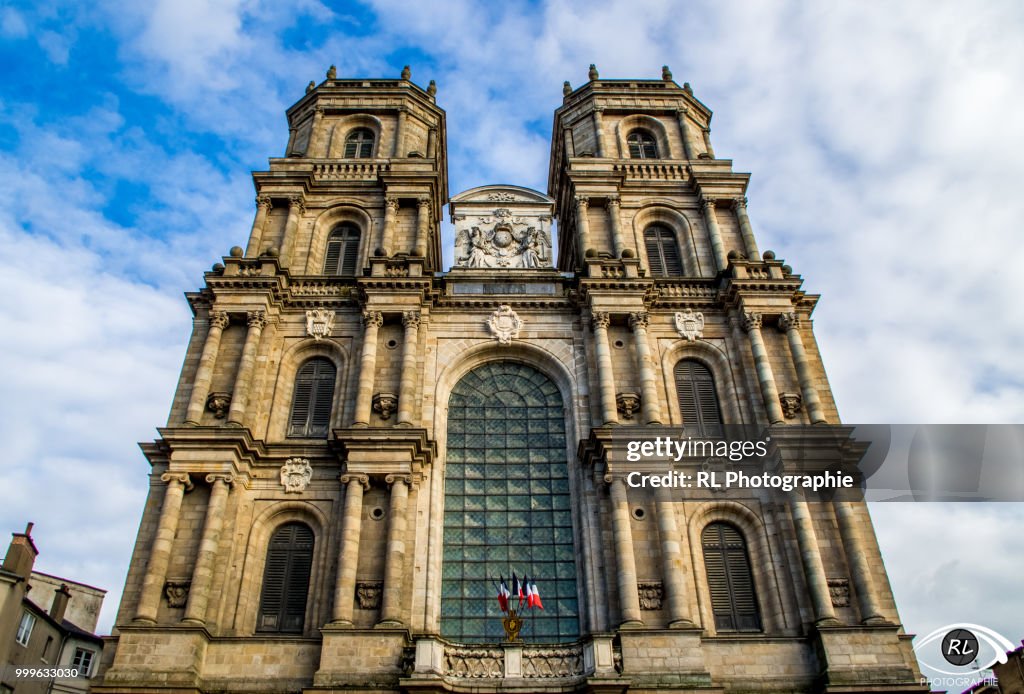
[280,458,313,493]
[487,305,523,345]
[674,309,705,341]
[305,309,335,341]
[454,209,551,269]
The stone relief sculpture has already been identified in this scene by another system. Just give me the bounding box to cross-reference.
[454,208,551,269]
[280,457,313,493]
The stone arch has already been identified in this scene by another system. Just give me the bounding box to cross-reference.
[660,339,745,427]
[630,204,701,276]
[326,114,384,158]
[615,114,673,159]
[305,204,374,275]
[235,500,331,636]
[686,501,784,634]
[266,338,351,442]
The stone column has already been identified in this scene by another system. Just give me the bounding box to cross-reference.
[182,474,233,624]
[702,127,716,159]
[426,127,437,159]
[607,195,625,258]
[563,127,575,157]
[778,312,826,424]
[308,106,326,157]
[655,486,693,626]
[134,472,192,623]
[676,109,696,160]
[592,106,605,157]
[353,311,383,426]
[731,197,760,261]
[701,197,728,272]
[185,311,230,425]
[226,310,267,426]
[575,195,592,263]
[396,310,420,427]
[393,107,407,157]
[380,196,398,257]
[833,501,886,624]
[741,312,785,425]
[629,312,662,424]
[591,311,619,425]
[245,195,273,257]
[789,493,837,624]
[414,197,430,258]
[379,474,411,625]
[607,476,642,626]
[280,196,305,267]
[332,474,370,624]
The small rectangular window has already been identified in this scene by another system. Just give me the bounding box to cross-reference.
[72,648,95,677]
[42,635,54,662]
[16,611,35,646]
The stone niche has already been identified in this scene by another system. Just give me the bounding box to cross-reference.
[449,185,555,270]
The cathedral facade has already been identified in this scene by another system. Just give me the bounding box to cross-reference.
[95,67,927,693]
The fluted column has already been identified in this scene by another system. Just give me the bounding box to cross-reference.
[607,476,642,626]
[381,196,398,257]
[789,494,837,624]
[353,311,383,426]
[779,312,826,424]
[741,312,785,425]
[702,127,716,159]
[655,486,693,626]
[185,311,230,425]
[396,311,420,426]
[226,310,267,426]
[731,197,760,261]
[245,195,273,257]
[379,475,411,625]
[591,311,618,425]
[393,107,407,157]
[182,474,233,624]
[575,195,592,263]
[414,197,430,258]
[629,312,662,424]
[592,106,605,157]
[134,472,192,623]
[676,109,696,160]
[833,501,886,624]
[279,196,305,267]
[332,473,370,624]
[701,197,728,272]
[607,195,625,258]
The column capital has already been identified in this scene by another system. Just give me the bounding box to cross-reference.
[628,311,649,330]
[205,473,235,487]
[732,196,748,210]
[340,473,370,490]
[701,196,717,211]
[161,472,193,491]
[591,310,611,330]
[313,105,325,116]
[362,311,383,328]
[246,310,268,330]
[208,310,230,330]
[402,310,421,330]
[593,105,605,114]
[385,196,400,211]
[741,311,762,332]
[255,194,273,210]
[385,473,413,488]
[417,196,430,208]
[702,126,712,135]
[675,107,689,117]
[606,194,620,209]
[575,195,589,209]
[288,195,306,213]
[778,311,801,332]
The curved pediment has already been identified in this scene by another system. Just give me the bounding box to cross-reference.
[449,184,554,205]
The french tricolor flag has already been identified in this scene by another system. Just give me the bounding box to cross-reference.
[527,579,544,610]
[496,577,510,613]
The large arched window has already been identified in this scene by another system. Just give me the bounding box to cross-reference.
[257,522,314,633]
[288,358,336,438]
[324,224,360,275]
[627,129,658,159]
[701,522,761,632]
[442,362,578,643]
[674,359,724,437]
[644,225,684,276]
[344,128,375,158]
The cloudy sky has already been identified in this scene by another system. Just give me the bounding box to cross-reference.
[1,0,1021,678]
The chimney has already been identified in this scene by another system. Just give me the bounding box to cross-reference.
[1,522,39,581]
[49,583,72,623]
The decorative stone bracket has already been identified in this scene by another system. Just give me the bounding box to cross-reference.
[164,579,191,608]
[616,392,641,420]
[356,581,383,610]
[638,580,664,610]
[828,578,851,607]
[373,392,398,420]
[780,392,803,419]
[205,392,231,419]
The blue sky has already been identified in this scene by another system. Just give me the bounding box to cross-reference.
[1,0,1023,682]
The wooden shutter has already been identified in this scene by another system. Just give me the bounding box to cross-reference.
[675,360,724,437]
[340,229,360,275]
[645,229,665,275]
[702,523,761,632]
[323,238,342,274]
[258,523,314,633]
[645,226,682,276]
[288,359,336,437]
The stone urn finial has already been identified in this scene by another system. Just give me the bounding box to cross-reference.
[326,64,337,80]
[588,64,599,81]
[401,65,411,80]
[662,65,673,81]
[427,79,437,96]
[306,80,315,93]
[563,80,572,96]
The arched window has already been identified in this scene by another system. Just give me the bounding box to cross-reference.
[442,362,579,643]
[257,522,314,633]
[324,224,360,275]
[627,129,658,159]
[644,225,684,276]
[674,359,724,437]
[701,522,761,632]
[344,128,375,158]
[288,358,336,438]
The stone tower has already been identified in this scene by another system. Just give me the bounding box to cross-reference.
[95,67,927,693]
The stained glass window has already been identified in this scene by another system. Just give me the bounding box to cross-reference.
[442,362,579,643]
